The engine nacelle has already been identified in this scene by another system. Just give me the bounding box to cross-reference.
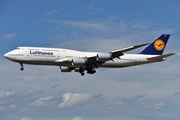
[72,58,87,66]
[60,66,73,72]
[97,53,112,61]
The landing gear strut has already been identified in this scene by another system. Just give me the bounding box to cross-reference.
[79,69,85,76]
[79,67,96,76]
[87,68,96,74]
[20,63,24,71]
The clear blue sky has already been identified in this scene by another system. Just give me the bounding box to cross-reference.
[0,0,180,120]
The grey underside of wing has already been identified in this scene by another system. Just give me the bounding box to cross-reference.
[86,57,105,68]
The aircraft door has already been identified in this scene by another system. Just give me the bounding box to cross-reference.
[24,49,31,59]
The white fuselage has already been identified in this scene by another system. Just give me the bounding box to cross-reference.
[4,47,162,68]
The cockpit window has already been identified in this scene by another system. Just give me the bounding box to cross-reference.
[16,48,20,50]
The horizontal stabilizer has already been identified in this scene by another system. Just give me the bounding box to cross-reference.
[147,53,176,60]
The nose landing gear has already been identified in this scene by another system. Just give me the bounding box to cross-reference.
[20,63,24,71]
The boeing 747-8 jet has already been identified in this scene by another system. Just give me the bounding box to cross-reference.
[4,34,175,76]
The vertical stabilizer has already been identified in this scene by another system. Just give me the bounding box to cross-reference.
[139,34,170,55]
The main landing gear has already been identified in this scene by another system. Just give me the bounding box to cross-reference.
[79,69,85,76]
[81,72,85,76]
[87,68,96,74]
[20,63,24,71]
[79,67,96,76]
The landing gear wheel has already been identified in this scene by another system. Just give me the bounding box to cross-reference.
[79,69,85,76]
[20,67,24,71]
[92,69,96,74]
[87,68,96,74]
[81,73,85,76]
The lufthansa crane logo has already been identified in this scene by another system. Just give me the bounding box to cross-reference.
[154,39,165,51]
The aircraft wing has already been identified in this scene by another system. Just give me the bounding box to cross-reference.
[54,42,150,67]
[84,43,150,67]
[147,53,176,60]
[110,43,149,58]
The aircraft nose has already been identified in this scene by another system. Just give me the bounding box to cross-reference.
[4,52,11,60]
[4,53,9,58]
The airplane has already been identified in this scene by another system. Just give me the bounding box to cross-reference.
[4,34,175,76]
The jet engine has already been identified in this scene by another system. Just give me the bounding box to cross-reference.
[72,58,87,66]
[60,66,73,72]
[97,53,112,61]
